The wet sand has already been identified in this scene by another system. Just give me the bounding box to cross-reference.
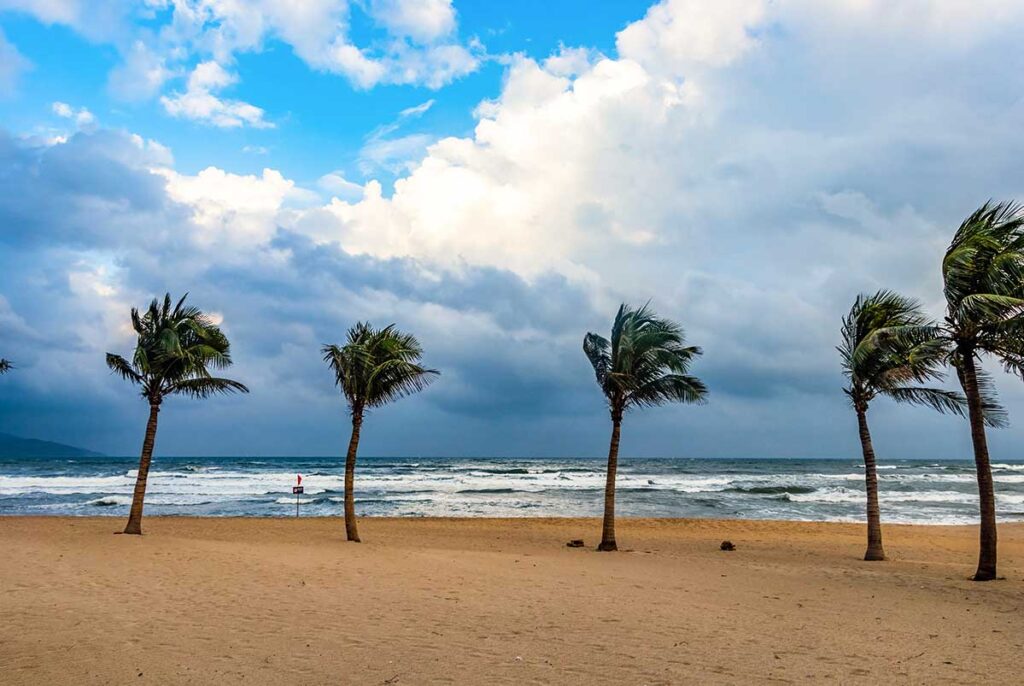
[1,516,1022,684]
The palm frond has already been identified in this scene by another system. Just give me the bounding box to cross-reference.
[885,386,966,416]
[951,357,1009,429]
[0,359,11,374]
[585,302,707,413]
[839,290,953,412]
[583,333,611,386]
[106,353,143,384]
[972,365,1009,429]
[324,322,438,413]
[108,293,246,404]
[167,377,250,399]
[941,201,1024,427]
[630,374,708,408]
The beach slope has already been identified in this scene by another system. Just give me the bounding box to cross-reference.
[1,517,1022,684]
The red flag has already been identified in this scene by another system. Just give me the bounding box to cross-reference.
[297,474,302,485]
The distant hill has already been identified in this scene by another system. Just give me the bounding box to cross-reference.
[0,432,104,458]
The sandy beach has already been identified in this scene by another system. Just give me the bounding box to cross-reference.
[1,517,1022,684]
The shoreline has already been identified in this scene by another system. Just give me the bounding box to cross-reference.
[2,512,1019,527]
[3,517,1023,684]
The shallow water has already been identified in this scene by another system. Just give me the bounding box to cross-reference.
[2,456,1023,523]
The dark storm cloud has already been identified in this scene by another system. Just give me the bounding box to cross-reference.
[0,130,182,249]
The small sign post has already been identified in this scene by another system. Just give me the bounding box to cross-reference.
[293,474,304,517]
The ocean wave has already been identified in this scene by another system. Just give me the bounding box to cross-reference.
[0,474,132,495]
[4,458,1021,521]
[994,475,1024,484]
[274,497,323,505]
[86,495,132,507]
[726,485,817,495]
[786,489,977,505]
[456,488,518,494]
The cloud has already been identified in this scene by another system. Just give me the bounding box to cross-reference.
[358,99,438,175]
[616,0,767,72]
[400,98,435,118]
[0,28,30,96]
[2,0,481,129]
[157,165,308,245]
[160,61,273,129]
[369,0,457,43]
[5,0,1024,457]
[107,40,174,102]
[359,133,435,176]
[52,101,97,130]
[0,0,132,41]
[128,1,477,96]
[317,172,364,201]
[0,127,601,454]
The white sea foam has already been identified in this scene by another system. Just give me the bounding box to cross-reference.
[786,489,978,505]
[995,475,1024,484]
[274,497,321,505]
[0,474,131,494]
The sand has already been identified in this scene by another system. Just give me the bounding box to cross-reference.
[1,517,1022,685]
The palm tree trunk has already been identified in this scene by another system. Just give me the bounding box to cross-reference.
[598,413,622,551]
[343,410,363,542]
[856,405,885,561]
[123,401,160,535]
[959,353,998,581]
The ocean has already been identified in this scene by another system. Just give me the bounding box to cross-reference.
[3,456,1024,524]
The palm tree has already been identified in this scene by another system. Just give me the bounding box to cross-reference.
[937,200,1024,580]
[323,323,438,542]
[0,359,11,374]
[583,303,707,551]
[839,290,967,561]
[107,294,248,535]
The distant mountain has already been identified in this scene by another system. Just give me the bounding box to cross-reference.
[0,432,104,458]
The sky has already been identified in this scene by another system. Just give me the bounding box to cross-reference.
[2,0,1024,460]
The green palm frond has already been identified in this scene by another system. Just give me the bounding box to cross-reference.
[106,293,246,403]
[839,290,961,413]
[884,387,966,417]
[583,333,611,387]
[323,322,438,414]
[940,200,1024,428]
[167,377,250,399]
[584,303,707,413]
[106,353,144,384]
[629,374,708,408]
[951,358,1009,429]
[944,201,1024,331]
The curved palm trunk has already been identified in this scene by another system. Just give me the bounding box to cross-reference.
[124,401,160,535]
[856,406,885,561]
[343,411,363,542]
[959,353,998,581]
[598,413,622,551]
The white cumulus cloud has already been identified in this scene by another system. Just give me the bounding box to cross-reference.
[160,61,273,129]
[51,101,97,130]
